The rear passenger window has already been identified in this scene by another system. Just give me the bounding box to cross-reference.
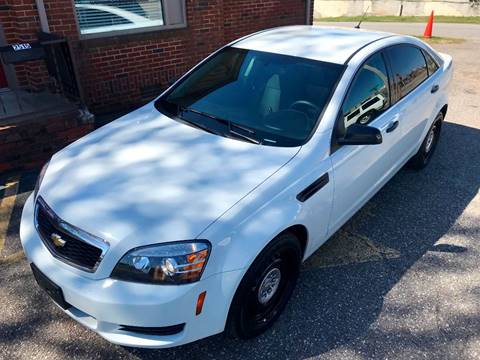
[387,45,428,99]
[423,50,439,75]
[342,52,390,128]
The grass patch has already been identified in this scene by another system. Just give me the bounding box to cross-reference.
[315,15,480,24]
[415,36,466,44]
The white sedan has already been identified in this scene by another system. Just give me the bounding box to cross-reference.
[20,26,452,348]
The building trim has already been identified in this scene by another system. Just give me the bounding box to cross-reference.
[36,0,50,33]
[306,0,313,25]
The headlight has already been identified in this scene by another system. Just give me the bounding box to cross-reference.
[111,241,211,284]
[34,161,49,199]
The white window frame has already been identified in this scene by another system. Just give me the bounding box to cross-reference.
[72,0,187,39]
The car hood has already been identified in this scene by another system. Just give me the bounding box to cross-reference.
[38,104,300,248]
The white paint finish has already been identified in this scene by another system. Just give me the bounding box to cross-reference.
[200,130,335,273]
[233,25,392,64]
[329,107,405,235]
[20,196,242,348]
[20,26,452,348]
[37,102,299,279]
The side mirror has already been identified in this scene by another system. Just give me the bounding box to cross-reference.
[337,124,383,145]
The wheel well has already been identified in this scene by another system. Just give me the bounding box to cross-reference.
[440,104,448,119]
[281,225,308,257]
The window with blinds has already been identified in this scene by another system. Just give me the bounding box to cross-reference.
[74,0,186,36]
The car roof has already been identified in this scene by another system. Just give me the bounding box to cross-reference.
[232,25,394,65]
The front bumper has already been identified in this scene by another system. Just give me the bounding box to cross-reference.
[20,195,243,348]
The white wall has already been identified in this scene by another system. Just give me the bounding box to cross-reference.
[314,0,480,17]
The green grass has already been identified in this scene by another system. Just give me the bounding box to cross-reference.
[315,15,480,24]
[415,35,466,44]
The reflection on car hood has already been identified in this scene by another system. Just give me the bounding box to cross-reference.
[38,104,300,247]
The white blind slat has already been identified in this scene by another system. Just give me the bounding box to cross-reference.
[75,0,165,33]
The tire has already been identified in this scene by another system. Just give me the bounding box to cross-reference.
[408,112,443,170]
[358,109,377,125]
[226,232,302,339]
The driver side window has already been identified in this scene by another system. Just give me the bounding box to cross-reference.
[342,52,390,129]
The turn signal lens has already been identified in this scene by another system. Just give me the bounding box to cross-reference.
[196,291,207,315]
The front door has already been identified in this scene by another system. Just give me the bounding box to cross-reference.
[328,51,405,234]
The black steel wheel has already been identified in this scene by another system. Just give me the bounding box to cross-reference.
[409,112,443,170]
[226,232,302,339]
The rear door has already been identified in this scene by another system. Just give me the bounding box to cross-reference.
[329,50,405,234]
[385,45,435,156]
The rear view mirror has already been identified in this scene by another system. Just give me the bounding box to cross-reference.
[337,124,382,145]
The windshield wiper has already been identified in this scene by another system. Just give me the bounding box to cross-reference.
[228,126,261,144]
[178,112,218,135]
[182,107,225,124]
[182,107,261,144]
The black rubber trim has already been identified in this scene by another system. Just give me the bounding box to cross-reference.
[297,173,329,202]
[118,323,186,336]
[343,35,394,65]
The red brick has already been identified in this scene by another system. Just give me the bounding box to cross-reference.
[2,0,307,113]
[0,107,94,172]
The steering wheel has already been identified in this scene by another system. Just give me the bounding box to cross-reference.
[289,100,320,122]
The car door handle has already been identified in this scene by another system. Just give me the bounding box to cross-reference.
[386,120,399,133]
[431,84,439,93]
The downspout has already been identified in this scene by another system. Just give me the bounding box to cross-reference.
[36,0,50,32]
[306,0,313,25]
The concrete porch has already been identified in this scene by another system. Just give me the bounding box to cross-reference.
[0,89,75,124]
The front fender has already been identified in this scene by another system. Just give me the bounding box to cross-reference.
[200,135,334,278]
[205,194,303,277]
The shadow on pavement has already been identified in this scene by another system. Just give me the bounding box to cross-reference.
[1,121,479,359]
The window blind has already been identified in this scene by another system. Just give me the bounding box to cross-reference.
[75,0,165,35]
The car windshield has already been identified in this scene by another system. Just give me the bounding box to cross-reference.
[155,47,344,147]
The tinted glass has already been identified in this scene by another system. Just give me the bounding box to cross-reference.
[388,45,428,98]
[423,50,439,76]
[342,52,390,128]
[156,47,343,147]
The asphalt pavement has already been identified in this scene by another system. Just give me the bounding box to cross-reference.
[1,22,479,360]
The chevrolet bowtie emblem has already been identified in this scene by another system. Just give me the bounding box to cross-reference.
[50,233,66,247]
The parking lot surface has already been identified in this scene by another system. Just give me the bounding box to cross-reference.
[1,22,479,359]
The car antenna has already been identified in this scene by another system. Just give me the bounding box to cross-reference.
[355,6,370,29]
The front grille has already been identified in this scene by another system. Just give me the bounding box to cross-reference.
[35,198,106,272]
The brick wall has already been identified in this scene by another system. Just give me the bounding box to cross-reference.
[2,0,309,113]
[223,0,308,43]
[66,0,308,113]
[44,0,80,38]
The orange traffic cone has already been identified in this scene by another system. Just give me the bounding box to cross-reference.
[424,11,434,38]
